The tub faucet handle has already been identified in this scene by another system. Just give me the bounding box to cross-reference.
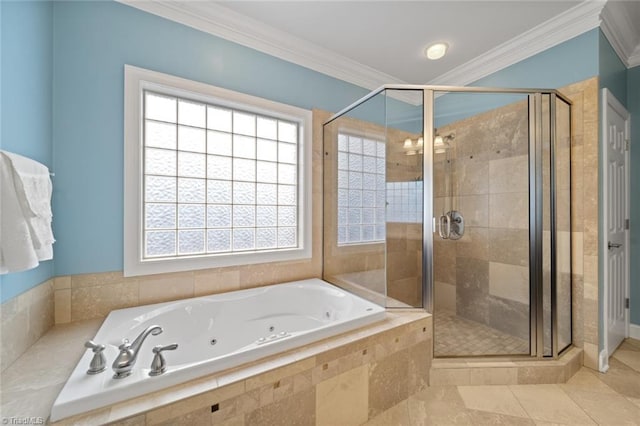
[149,343,179,377]
[84,340,107,375]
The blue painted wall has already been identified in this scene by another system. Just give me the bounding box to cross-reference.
[435,29,599,127]
[0,1,54,303]
[628,65,640,326]
[52,1,377,275]
[599,31,628,106]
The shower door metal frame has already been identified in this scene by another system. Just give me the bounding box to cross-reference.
[422,89,435,314]
[325,85,573,360]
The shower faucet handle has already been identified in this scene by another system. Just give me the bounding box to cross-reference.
[84,340,107,375]
[438,213,451,239]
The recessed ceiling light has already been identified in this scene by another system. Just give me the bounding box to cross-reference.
[425,42,448,60]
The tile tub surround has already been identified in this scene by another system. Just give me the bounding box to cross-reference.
[0,310,431,425]
[0,278,54,372]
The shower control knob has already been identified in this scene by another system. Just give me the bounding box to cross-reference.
[84,340,107,375]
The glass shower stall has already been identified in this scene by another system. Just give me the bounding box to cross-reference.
[322,86,572,359]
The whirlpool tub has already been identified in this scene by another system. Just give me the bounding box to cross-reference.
[51,278,386,421]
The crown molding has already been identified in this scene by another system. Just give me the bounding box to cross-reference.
[629,46,640,68]
[600,1,640,68]
[119,0,609,103]
[428,0,605,85]
[116,0,424,104]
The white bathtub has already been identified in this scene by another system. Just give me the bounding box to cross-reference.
[51,279,385,421]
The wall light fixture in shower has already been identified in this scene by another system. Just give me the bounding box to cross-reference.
[403,137,423,155]
[434,132,455,154]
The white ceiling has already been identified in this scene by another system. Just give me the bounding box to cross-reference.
[122,0,640,92]
[218,1,583,84]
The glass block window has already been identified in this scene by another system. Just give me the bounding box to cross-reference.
[386,181,423,223]
[143,91,300,259]
[337,133,386,245]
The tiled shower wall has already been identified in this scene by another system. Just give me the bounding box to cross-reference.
[561,77,600,369]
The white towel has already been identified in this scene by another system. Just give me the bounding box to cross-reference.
[0,151,55,274]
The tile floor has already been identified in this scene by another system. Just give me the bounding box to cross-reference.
[367,338,640,425]
[434,310,529,357]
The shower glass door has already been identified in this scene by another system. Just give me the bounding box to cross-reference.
[432,91,532,357]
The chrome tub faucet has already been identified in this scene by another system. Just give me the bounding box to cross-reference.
[112,325,163,379]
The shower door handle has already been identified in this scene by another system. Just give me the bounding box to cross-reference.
[438,214,451,239]
[608,242,622,250]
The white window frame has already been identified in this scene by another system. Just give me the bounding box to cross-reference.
[124,65,312,277]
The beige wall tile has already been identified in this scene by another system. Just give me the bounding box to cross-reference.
[434,249,456,286]
[429,368,471,386]
[407,340,432,395]
[245,357,315,392]
[71,281,139,321]
[145,381,245,425]
[368,348,409,417]
[458,195,489,227]
[469,367,518,385]
[155,406,211,426]
[456,227,489,261]
[435,281,456,312]
[455,157,489,195]
[0,279,54,372]
[489,262,529,305]
[489,192,529,229]
[71,271,127,288]
[489,155,528,194]
[571,232,584,275]
[194,269,240,296]
[245,387,315,426]
[583,298,598,345]
[316,364,368,426]
[54,276,71,290]
[0,299,30,372]
[583,255,598,286]
[583,342,599,370]
[517,365,565,384]
[488,228,529,267]
[138,272,194,305]
[55,289,71,324]
[28,281,54,343]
